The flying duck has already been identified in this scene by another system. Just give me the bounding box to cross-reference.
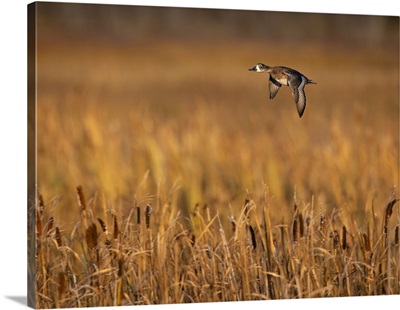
[249,63,316,117]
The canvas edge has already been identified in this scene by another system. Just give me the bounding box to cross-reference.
[28,2,37,309]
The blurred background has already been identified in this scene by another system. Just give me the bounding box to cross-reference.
[34,2,399,228]
[37,3,397,44]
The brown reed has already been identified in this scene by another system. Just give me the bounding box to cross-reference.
[33,187,400,308]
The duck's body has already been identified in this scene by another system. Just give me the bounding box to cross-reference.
[249,63,316,118]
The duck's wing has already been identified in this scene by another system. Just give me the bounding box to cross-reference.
[268,76,282,100]
[289,75,307,118]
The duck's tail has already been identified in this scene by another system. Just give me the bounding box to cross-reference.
[308,79,317,84]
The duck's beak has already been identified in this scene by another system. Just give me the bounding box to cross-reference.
[248,66,257,71]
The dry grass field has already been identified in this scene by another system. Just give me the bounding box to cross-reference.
[30,6,399,308]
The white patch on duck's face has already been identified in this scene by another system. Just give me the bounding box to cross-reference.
[256,64,264,72]
[252,64,268,72]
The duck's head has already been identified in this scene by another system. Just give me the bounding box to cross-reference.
[248,63,270,73]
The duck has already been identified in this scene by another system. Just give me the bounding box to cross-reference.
[248,63,316,118]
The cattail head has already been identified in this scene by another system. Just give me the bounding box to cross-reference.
[190,233,196,247]
[76,185,87,212]
[77,185,89,229]
[342,225,347,250]
[249,224,257,249]
[36,210,42,239]
[137,205,141,225]
[145,204,153,229]
[292,218,298,243]
[86,223,98,250]
[363,233,371,252]
[298,212,304,238]
[118,258,124,277]
[97,217,107,233]
[384,199,399,235]
[113,215,119,240]
[55,227,62,247]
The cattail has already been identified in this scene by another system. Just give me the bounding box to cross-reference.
[385,199,398,220]
[77,185,89,229]
[86,225,93,250]
[342,225,347,250]
[384,199,399,235]
[91,223,98,249]
[55,227,62,247]
[118,258,124,277]
[249,225,257,249]
[136,205,141,225]
[363,233,371,252]
[145,204,153,229]
[190,233,196,247]
[97,217,110,251]
[36,210,42,239]
[76,185,87,212]
[86,222,99,263]
[292,218,298,242]
[319,213,326,243]
[113,215,119,240]
[97,217,107,233]
[298,212,304,238]
[86,223,98,251]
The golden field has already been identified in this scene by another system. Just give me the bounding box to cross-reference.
[32,28,399,307]
[36,39,398,222]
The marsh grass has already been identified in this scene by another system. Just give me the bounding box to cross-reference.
[33,185,399,308]
[36,40,398,224]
